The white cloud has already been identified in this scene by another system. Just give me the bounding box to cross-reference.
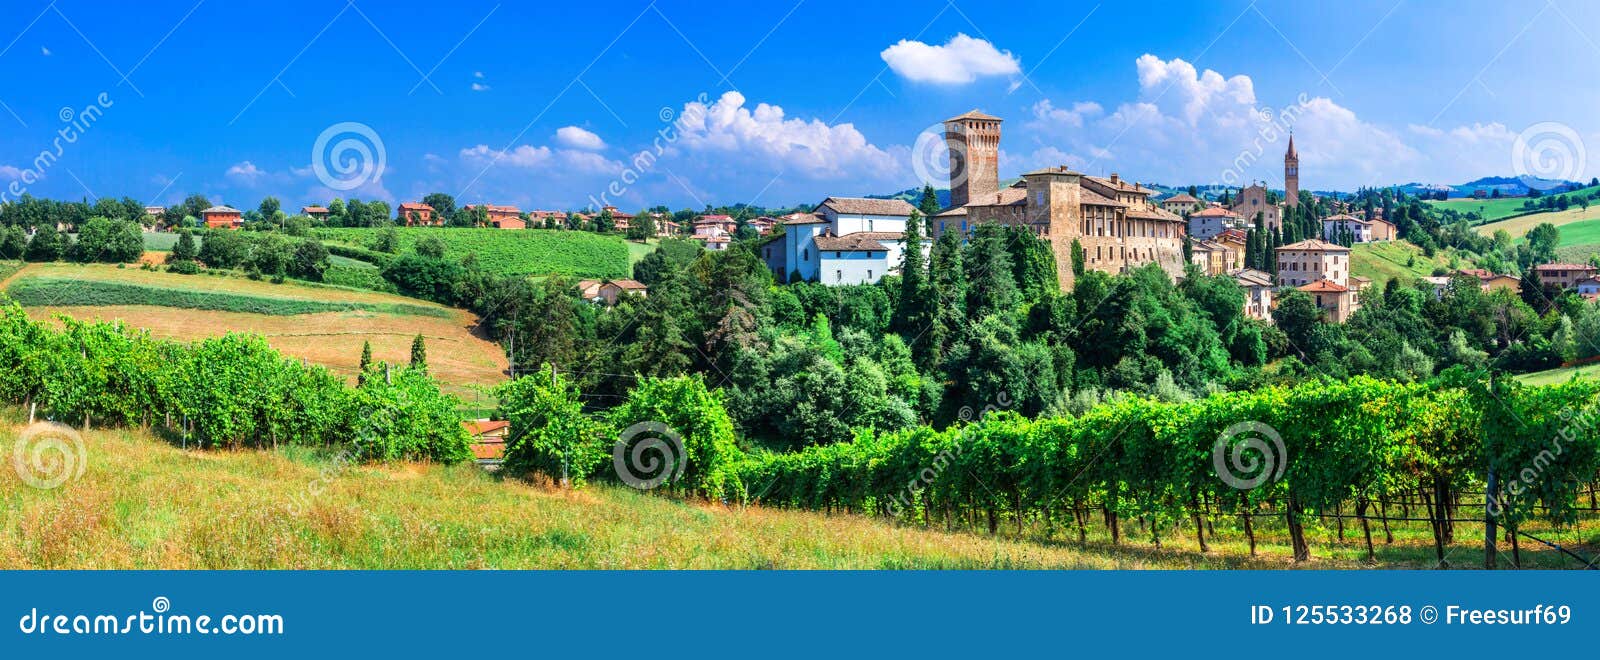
[473,71,485,79]
[471,82,491,92]
[0,165,23,180]
[225,161,268,185]
[554,126,606,151]
[1017,54,1434,189]
[880,33,1021,85]
[672,91,901,182]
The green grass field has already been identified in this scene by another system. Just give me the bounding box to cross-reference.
[316,228,630,278]
[4,410,1594,569]
[6,277,448,317]
[1476,205,1600,239]
[1431,184,1600,224]
[1350,241,1467,284]
[1516,362,1600,386]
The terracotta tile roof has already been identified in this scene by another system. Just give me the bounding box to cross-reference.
[1192,206,1241,218]
[1023,165,1081,177]
[201,205,240,214]
[463,419,510,436]
[946,109,1001,122]
[964,187,1028,207]
[780,212,827,225]
[1163,193,1201,204]
[1084,175,1151,194]
[1298,279,1349,293]
[934,206,969,217]
[399,202,434,212]
[1534,262,1597,271]
[1126,207,1182,221]
[1079,188,1125,207]
[608,279,649,291]
[300,206,329,214]
[699,214,734,222]
[1277,238,1350,252]
[1323,213,1370,224]
[1230,268,1274,287]
[814,233,892,251]
[816,197,916,216]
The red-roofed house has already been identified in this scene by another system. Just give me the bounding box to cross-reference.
[1298,279,1358,323]
[300,206,330,220]
[201,205,243,229]
[398,202,438,226]
[463,419,510,463]
[1534,263,1599,289]
[466,204,523,229]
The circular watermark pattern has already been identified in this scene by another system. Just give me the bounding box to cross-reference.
[152,596,171,613]
[58,106,75,122]
[612,422,685,490]
[658,106,676,123]
[1211,421,1286,490]
[12,421,88,490]
[911,122,963,190]
[311,121,386,191]
[1512,122,1586,191]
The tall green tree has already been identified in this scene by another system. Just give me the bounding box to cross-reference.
[917,184,941,216]
[410,335,428,373]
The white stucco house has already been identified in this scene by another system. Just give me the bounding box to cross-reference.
[760,197,928,285]
[1321,214,1373,243]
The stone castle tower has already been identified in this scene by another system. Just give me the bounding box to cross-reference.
[944,110,1002,208]
[1284,134,1299,209]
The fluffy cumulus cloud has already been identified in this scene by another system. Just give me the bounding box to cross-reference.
[1013,54,1528,190]
[225,160,268,185]
[669,91,903,194]
[880,34,1021,85]
[0,164,23,180]
[554,126,606,151]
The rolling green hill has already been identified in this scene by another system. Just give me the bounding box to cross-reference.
[1350,241,1467,284]
[1432,184,1600,224]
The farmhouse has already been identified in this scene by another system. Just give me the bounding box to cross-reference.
[749,216,777,235]
[201,205,243,229]
[1231,268,1275,322]
[1533,263,1599,290]
[1369,218,1398,241]
[598,279,648,304]
[1161,192,1203,215]
[398,202,438,226]
[1298,279,1358,323]
[1321,214,1372,243]
[463,419,510,463]
[301,206,330,220]
[466,204,523,229]
[762,197,921,285]
[1275,238,1350,288]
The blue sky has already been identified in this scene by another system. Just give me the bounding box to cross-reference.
[2,0,1599,212]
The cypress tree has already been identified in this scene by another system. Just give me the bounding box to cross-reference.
[410,335,428,373]
[358,340,373,386]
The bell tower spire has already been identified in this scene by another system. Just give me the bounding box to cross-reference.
[1284,133,1300,209]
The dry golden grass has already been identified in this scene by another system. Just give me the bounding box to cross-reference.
[4,416,1588,569]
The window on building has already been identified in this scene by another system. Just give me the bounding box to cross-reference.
[803,248,809,260]
[836,270,842,282]
[867,270,873,280]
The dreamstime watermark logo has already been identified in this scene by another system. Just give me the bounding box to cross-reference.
[588,92,710,210]
[12,421,87,490]
[1215,93,1311,188]
[1211,421,1286,490]
[888,392,1012,517]
[612,421,685,490]
[1,92,114,204]
[910,122,963,191]
[1512,122,1586,191]
[1487,404,1598,516]
[311,121,386,191]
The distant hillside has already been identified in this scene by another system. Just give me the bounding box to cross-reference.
[1400,176,1586,199]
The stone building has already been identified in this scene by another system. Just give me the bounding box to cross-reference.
[1230,183,1281,231]
[1275,238,1350,288]
[931,110,1185,290]
[759,197,922,285]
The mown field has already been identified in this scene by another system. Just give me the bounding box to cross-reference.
[4,412,1592,569]
[1475,205,1600,239]
[1431,184,1600,224]
[1516,362,1600,386]
[2,263,505,400]
[1349,240,1468,284]
[316,228,630,278]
